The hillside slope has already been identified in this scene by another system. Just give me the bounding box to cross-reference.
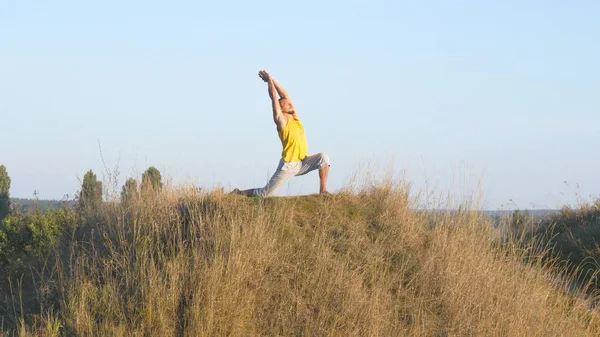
[4,185,600,336]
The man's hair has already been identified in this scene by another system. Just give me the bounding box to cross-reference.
[278,98,288,103]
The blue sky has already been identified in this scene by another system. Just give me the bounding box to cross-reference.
[1,0,599,209]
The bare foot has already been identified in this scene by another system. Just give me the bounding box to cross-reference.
[230,188,257,197]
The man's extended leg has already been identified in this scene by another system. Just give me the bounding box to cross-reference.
[231,159,297,197]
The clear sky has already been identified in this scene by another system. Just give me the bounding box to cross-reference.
[1,0,599,209]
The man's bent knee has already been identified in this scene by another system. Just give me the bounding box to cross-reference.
[317,153,330,169]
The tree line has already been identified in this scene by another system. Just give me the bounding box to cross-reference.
[0,165,164,220]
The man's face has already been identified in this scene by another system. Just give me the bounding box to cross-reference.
[279,99,294,114]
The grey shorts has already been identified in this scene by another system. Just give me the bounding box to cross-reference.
[253,153,330,197]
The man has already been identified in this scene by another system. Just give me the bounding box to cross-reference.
[231,70,330,197]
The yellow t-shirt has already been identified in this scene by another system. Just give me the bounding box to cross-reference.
[278,118,308,162]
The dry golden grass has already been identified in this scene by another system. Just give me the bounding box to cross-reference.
[9,182,600,336]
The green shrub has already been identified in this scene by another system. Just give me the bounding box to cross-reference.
[0,208,78,268]
[527,199,600,290]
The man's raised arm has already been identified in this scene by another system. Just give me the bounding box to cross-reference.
[268,78,286,129]
[271,79,290,100]
[259,70,294,102]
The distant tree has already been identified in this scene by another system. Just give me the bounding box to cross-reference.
[10,198,67,214]
[141,167,162,195]
[0,165,10,219]
[121,178,139,204]
[78,170,103,212]
[507,209,532,238]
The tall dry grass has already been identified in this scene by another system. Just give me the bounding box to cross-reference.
[7,182,600,336]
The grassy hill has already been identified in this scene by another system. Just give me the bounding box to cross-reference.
[2,184,600,336]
